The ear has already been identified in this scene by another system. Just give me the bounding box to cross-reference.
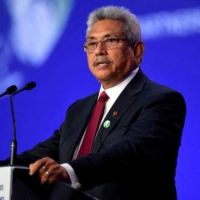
[132,41,145,64]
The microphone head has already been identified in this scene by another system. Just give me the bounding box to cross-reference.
[25,82,36,90]
[6,85,18,94]
[0,85,18,97]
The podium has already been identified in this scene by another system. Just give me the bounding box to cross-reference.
[0,166,98,200]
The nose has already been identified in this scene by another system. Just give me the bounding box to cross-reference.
[94,41,107,55]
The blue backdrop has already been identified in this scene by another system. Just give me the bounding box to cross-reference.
[0,0,199,199]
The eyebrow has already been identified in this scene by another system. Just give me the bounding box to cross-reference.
[87,33,116,40]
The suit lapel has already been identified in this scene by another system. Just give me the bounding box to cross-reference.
[61,93,98,161]
[72,94,98,137]
[91,69,148,153]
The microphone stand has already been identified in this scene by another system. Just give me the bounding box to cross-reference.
[9,82,36,166]
[10,94,17,166]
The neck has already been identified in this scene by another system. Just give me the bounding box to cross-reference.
[101,68,139,89]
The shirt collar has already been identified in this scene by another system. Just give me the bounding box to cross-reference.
[99,67,139,99]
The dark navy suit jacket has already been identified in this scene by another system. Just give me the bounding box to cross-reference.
[1,69,186,200]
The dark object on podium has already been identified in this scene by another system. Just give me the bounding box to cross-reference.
[11,167,98,200]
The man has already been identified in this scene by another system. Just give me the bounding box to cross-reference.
[0,6,186,200]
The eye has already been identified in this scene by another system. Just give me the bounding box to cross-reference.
[105,38,117,43]
[87,41,97,47]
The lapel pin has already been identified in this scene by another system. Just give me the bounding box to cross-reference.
[113,111,118,116]
[103,120,111,128]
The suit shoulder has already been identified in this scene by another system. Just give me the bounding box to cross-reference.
[67,92,98,110]
[145,78,182,95]
[142,79,186,106]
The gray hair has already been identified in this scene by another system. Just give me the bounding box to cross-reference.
[86,6,142,44]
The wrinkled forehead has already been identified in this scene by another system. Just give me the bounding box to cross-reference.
[87,19,125,40]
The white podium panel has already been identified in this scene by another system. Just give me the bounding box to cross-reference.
[0,166,97,200]
[0,166,29,200]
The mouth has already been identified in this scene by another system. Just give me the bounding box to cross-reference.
[95,61,110,66]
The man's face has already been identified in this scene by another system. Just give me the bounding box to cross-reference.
[86,19,136,89]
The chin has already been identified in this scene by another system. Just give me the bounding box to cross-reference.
[96,75,112,82]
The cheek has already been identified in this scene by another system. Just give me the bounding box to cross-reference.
[87,55,94,70]
[110,48,128,63]
[111,53,124,67]
[115,48,134,65]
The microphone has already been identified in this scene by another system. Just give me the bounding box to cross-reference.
[10,81,36,166]
[0,85,18,97]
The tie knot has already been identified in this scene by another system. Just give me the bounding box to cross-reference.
[99,91,109,102]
